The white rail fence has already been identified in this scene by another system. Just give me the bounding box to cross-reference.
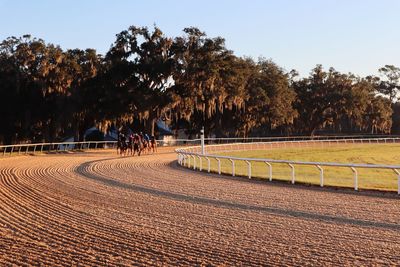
[2,135,394,156]
[175,138,400,194]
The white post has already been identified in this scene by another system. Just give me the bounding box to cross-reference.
[245,160,251,179]
[229,159,235,176]
[316,165,324,187]
[394,169,400,195]
[201,127,205,155]
[216,158,221,174]
[289,163,295,184]
[351,167,358,191]
[265,161,272,181]
[206,157,210,173]
[198,156,202,171]
[193,155,196,170]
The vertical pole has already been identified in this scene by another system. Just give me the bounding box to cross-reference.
[33,145,37,154]
[216,158,221,174]
[289,163,295,184]
[316,165,324,187]
[193,155,196,170]
[245,160,251,179]
[229,159,235,176]
[201,127,205,155]
[198,156,202,171]
[393,169,400,195]
[206,157,210,173]
[265,162,272,181]
[351,167,358,191]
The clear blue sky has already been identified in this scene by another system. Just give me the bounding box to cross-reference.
[1,0,399,77]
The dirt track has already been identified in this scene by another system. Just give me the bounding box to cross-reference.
[0,148,399,266]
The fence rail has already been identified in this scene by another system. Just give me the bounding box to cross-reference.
[1,135,398,156]
[175,137,400,194]
[0,139,200,156]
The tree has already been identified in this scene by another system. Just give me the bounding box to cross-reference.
[105,26,176,135]
[172,27,236,136]
[292,65,351,135]
[378,65,400,102]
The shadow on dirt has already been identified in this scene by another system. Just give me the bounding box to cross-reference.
[75,157,400,231]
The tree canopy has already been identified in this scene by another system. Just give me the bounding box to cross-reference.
[0,26,398,144]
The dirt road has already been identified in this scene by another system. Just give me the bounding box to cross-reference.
[0,148,399,266]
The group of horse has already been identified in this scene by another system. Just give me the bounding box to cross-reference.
[117,133,157,156]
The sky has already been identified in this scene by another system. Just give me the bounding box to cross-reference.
[1,0,399,77]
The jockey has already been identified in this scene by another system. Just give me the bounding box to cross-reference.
[144,133,150,142]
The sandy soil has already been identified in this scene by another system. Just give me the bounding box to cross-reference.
[0,148,399,266]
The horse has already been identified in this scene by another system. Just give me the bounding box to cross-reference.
[149,136,157,153]
[132,134,143,156]
[127,135,134,156]
[117,138,128,156]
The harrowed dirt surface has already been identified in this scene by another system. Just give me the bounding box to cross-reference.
[0,148,399,266]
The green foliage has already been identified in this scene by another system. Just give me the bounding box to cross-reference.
[0,27,398,144]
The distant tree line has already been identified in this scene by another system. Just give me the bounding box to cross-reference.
[1,26,399,144]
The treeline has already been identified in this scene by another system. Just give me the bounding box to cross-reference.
[1,26,399,144]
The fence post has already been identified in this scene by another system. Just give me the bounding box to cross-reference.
[288,163,295,184]
[198,156,202,171]
[25,146,29,154]
[245,160,251,179]
[193,155,196,170]
[316,165,324,187]
[200,127,205,155]
[3,147,5,156]
[393,169,400,195]
[265,161,272,181]
[351,167,358,191]
[33,145,37,154]
[229,159,235,176]
[216,158,221,174]
[206,157,210,173]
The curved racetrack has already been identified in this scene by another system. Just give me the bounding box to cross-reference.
[0,148,399,266]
